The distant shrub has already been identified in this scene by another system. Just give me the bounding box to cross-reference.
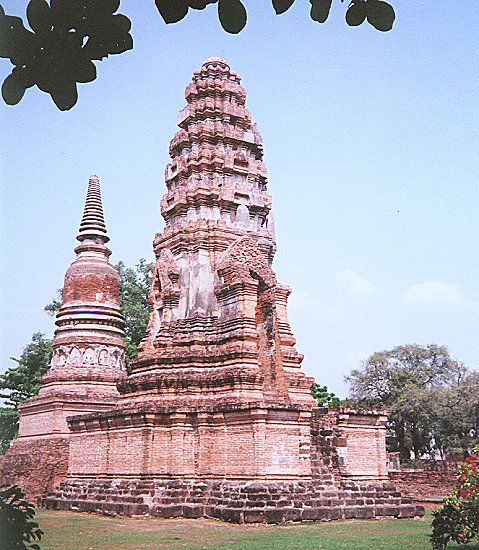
[311,383,341,407]
[0,485,43,549]
[431,449,479,549]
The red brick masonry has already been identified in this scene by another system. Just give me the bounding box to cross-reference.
[44,408,424,522]
[388,469,456,503]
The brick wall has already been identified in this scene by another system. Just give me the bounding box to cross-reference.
[67,406,312,480]
[388,469,456,502]
[0,436,69,504]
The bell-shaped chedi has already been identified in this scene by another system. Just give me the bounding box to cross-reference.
[122,57,314,408]
[19,175,126,439]
[1,175,125,503]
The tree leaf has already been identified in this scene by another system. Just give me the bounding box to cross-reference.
[218,0,247,34]
[2,72,26,105]
[188,0,217,9]
[366,0,395,31]
[50,81,78,110]
[108,33,134,55]
[75,60,97,83]
[105,0,121,14]
[11,66,35,88]
[310,0,332,24]
[346,1,367,26]
[26,0,51,34]
[155,0,189,24]
[272,0,295,15]
[112,14,132,33]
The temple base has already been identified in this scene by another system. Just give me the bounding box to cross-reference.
[44,478,423,523]
[41,407,424,522]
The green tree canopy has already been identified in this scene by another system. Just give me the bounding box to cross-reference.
[0,408,18,454]
[0,332,51,453]
[0,332,52,409]
[0,0,395,110]
[345,344,479,462]
[115,259,154,365]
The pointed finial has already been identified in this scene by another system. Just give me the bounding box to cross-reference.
[77,174,109,243]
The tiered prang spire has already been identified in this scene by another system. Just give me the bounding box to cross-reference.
[124,58,313,408]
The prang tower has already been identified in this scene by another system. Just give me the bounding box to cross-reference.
[62,58,316,484]
[125,56,314,407]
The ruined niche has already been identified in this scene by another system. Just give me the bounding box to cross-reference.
[98,348,109,366]
[83,347,96,365]
[252,273,276,385]
[68,347,81,366]
[235,204,251,230]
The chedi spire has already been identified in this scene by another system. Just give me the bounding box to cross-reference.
[77,174,109,244]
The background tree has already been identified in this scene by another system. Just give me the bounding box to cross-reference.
[0,0,395,110]
[0,333,51,454]
[433,371,479,458]
[43,288,62,316]
[0,408,18,454]
[345,344,477,462]
[0,333,52,408]
[115,259,154,365]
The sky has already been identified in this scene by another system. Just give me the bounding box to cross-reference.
[1,0,478,397]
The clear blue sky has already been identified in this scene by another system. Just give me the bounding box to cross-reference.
[1,1,478,396]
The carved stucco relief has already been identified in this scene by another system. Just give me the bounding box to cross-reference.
[51,345,125,370]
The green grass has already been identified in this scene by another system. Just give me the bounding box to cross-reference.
[35,508,479,550]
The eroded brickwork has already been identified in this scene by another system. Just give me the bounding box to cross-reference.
[1,437,69,504]
[45,477,422,523]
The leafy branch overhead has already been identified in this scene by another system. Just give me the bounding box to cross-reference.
[1,0,395,111]
[155,0,395,33]
[0,0,132,110]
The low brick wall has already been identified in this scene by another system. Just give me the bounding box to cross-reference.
[0,436,69,505]
[388,469,456,503]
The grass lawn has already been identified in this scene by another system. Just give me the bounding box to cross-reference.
[35,508,479,550]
